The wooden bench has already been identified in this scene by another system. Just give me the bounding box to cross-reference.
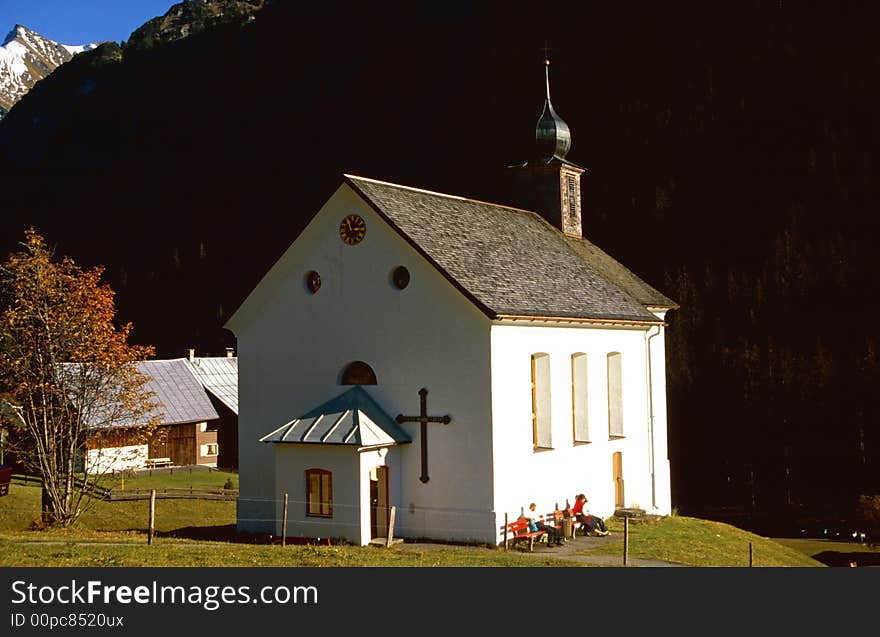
[503,517,547,551]
[553,510,584,539]
[145,457,172,468]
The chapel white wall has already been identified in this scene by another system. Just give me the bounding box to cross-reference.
[648,311,672,515]
[273,445,360,543]
[231,184,494,541]
[490,322,669,540]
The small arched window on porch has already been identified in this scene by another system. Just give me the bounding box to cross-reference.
[340,361,377,385]
[305,468,333,517]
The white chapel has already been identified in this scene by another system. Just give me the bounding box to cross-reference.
[227,59,677,546]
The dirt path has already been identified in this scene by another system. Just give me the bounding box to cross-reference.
[396,530,688,567]
[502,530,688,567]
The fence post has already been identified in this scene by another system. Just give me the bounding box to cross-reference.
[623,517,629,566]
[147,489,156,545]
[749,542,753,567]
[385,506,396,548]
[504,512,509,551]
[281,492,289,547]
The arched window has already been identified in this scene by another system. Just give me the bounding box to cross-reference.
[607,352,624,438]
[340,361,377,385]
[531,353,552,449]
[571,353,589,443]
[305,468,332,517]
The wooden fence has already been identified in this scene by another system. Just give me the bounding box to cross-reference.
[11,474,112,500]
[10,474,237,501]
[108,487,238,501]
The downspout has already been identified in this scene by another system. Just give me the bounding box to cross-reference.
[645,324,661,510]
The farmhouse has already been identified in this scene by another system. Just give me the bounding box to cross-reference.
[185,349,239,469]
[85,359,221,473]
[228,60,677,545]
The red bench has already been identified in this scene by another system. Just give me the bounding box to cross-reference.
[503,517,547,551]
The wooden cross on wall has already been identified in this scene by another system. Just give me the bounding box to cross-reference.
[396,388,450,484]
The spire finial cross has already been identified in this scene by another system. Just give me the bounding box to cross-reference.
[541,42,552,100]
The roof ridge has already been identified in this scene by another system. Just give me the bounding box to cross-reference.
[344,174,546,220]
[138,357,189,366]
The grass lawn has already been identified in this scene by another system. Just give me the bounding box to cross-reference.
[0,478,827,567]
[1,473,237,539]
[0,539,580,567]
[101,467,238,491]
[576,515,825,567]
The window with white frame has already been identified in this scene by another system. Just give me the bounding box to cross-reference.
[531,353,552,449]
[571,353,589,442]
[607,352,624,438]
[200,443,219,456]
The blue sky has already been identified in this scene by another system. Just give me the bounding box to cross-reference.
[0,0,179,45]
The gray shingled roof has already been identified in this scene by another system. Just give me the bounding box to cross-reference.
[346,176,670,323]
[185,356,238,415]
[562,236,678,309]
[260,386,411,447]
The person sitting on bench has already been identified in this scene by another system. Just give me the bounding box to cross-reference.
[571,494,609,536]
[522,502,564,546]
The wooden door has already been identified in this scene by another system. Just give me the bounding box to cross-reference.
[370,467,390,539]
[613,452,624,508]
[369,478,378,538]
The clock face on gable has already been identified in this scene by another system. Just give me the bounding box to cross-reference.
[339,214,366,245]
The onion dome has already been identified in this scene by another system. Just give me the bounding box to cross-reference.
[535,58,571,161]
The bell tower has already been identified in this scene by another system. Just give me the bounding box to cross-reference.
[509,54,585,237]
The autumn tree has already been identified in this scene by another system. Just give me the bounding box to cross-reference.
[0,229,158,527]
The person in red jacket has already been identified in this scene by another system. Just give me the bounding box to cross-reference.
[571,493,609,536]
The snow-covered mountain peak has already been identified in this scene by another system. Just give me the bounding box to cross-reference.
[0,25,98,118]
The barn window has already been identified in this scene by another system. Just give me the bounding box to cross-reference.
[340,361,377,385]
[305,468,333,517]
[571,353,589,443]
[531,353,552,449]
[607,352,624,438]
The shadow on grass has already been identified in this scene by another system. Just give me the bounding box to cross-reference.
[812,551,880,567]
[155,524,239,542]
[152,525,330,545]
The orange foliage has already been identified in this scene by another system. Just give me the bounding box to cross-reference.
[0,229,158,526]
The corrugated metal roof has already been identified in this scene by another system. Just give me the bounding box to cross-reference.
[136,359,219,426]
[260,386,411,447]
[185,356,238,414]
[64,359,219,429]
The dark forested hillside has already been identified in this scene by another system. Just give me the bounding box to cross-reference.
[1,1,878,530]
